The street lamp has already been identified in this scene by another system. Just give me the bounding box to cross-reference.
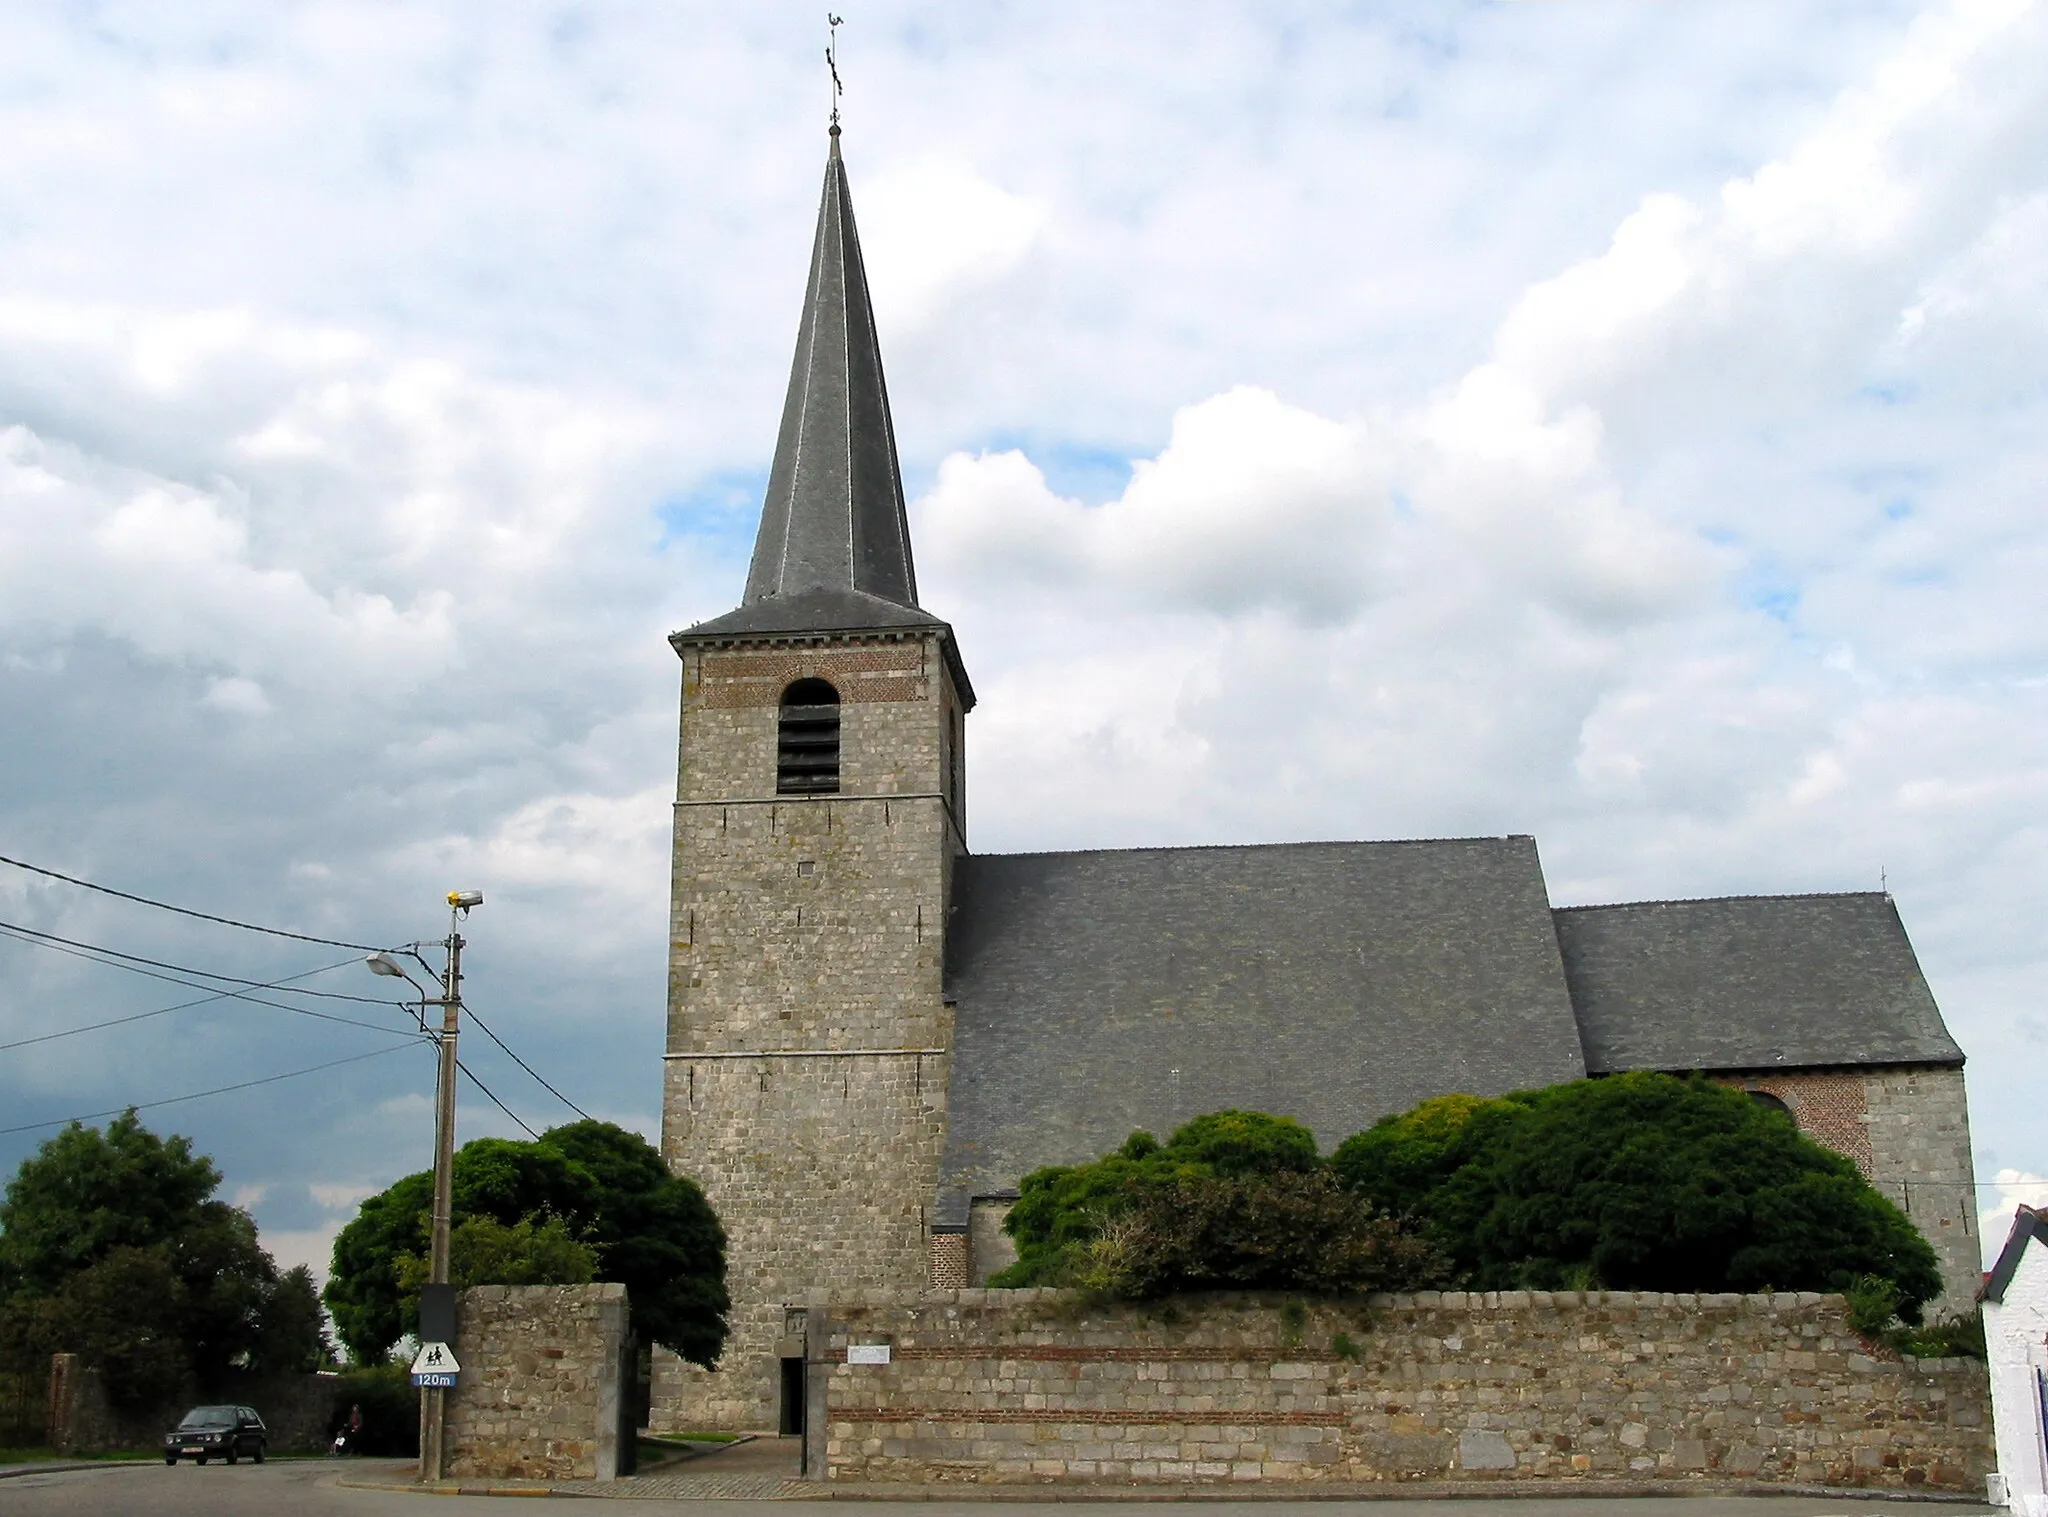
[368,889,482,1483]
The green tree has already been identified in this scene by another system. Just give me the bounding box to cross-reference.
[0,1112,219,1297]
[0,1113,328,1403]
[995,1110,1399,1290]
[395,1214,598,1298]
[250,1266,334,1376]
[325,1120,727,1368]
[1334,1073,1944,1320]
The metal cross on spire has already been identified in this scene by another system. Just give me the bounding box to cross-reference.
[826,13,845,129]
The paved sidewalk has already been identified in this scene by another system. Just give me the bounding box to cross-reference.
[335,1435,813,1500]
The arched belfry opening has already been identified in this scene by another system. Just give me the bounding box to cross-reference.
[777,678,841,795]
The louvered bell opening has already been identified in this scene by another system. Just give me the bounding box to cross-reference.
[777,679,841,795]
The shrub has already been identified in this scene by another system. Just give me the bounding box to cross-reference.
[1336,1073,1944,1320]
[995,1112,1325,1287]
[1084,1170,1448,1299]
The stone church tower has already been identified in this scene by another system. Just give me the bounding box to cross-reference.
[653,126,973,1431]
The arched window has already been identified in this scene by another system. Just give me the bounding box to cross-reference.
[1746,1089,1794,1120]
[777,679,840,795]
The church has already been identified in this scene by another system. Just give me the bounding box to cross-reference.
[651,129,1980,1432]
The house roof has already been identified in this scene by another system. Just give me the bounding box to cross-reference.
[1983,1205,2047,1305]
[1553,892,1962,1074]
[934,836,1589,1226]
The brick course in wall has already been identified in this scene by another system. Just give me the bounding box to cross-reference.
[812,1290,1990,1490]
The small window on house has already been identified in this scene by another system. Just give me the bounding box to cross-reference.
[777,679,840,795]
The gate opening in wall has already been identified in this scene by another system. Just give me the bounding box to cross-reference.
[779,1358,806,1437]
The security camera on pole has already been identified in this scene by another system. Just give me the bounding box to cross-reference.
[368,888,483,1483]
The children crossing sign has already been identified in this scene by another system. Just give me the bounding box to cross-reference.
[410,1341,461,1387]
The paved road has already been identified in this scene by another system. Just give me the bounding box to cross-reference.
[0,1461,2004,1517]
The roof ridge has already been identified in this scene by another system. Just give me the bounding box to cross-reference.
[1555,890,1891,913]
[971,835,1536,862]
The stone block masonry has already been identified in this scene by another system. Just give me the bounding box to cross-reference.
[657,633,967,1431]
[1725,1065,1979,1313]
[812,1289,1991,1489]
[446,1284,632,1481]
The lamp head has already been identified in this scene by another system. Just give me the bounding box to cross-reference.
[365,952,408,979]
[447,890,484,910]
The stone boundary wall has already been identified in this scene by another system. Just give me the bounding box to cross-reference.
[44,1353,339,1453]
[446,1284,632,1481]
[811,1289,1991,1490]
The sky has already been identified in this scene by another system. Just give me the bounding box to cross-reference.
[0,0,2043,1297]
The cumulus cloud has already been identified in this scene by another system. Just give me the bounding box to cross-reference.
[860,157,1046,335]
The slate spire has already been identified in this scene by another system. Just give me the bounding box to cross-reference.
[743,127,920,613]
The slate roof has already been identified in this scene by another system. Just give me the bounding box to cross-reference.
[1554,892,1962,1074]
[739,129,921,624]
[934,837,1589,1226]
[674,587,947,642]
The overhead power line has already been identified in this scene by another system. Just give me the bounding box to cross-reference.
[456,1057,539,1140]
[0,917,394,1005]
[0,1043,417,1136]
[0,850,389,952]
[465,1004,592,1122]
[0,956,394,1053]
[0,921,426,1041]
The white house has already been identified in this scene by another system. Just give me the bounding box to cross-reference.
[1986,1206,2048,1513]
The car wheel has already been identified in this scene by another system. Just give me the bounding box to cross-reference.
[196,1455,208,1466]
[226,1447,238,1465]
[253,1444,265,1465]
[164,1455,177,1465]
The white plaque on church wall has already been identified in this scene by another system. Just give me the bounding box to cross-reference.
[846,1343,892,1365]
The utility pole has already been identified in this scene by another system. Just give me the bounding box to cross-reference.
[420,889,479,1482]
[365,890,482,1485]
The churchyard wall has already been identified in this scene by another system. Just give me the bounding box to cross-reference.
[810,1289,1991,1490]
[446,1283,632,1481]
[44,1353,338,1453]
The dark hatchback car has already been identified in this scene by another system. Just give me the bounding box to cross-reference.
[163,1404,267,1465]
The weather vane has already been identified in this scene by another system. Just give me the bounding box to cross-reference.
[826,14,845,130]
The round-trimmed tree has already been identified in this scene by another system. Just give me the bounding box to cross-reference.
[324,1120,727,1367]
[1334,1073,1943,1319]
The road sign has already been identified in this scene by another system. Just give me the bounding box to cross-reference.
[411,1341,461,1386]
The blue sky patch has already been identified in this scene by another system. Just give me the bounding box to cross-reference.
[657,466,768,551]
